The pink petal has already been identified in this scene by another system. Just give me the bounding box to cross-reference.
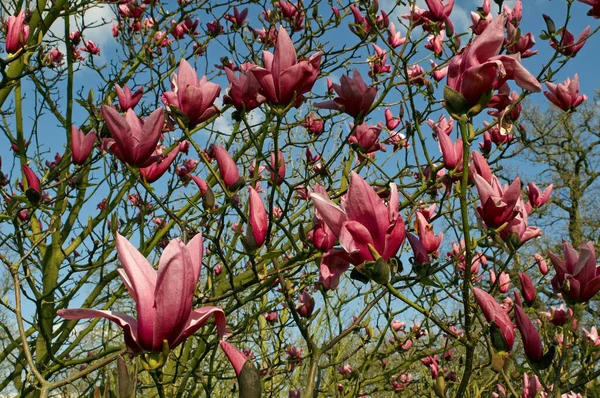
[343,172,389,254]
[310,193,347,237]
[171,306,227,348]
[339,220,375,263]
[154,238,193,350]
[320,249,351,290]
[57,308,141,352]
[220,340,248,377]
[116,233,157,348]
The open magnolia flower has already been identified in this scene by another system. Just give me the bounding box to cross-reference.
[58,233,226,354]
[310,172,405,289]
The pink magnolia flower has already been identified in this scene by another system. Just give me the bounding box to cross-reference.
[207,145,242,190]
[71,126,96,165]
[421,355,439,379]
[315,69,377,119]
[545,305,571,326]
[304,113,324,135]
[425,32,444,56]
[470,0,492,35]
[527,182,553,208]
[514,300,544,363]
[6,11,30,54]
[407,64,427,85]
[522,373,542,398]
[247,187,268,248]
[45,48,64,67]
[251,27,321,106]
[550,26,590,57]
[430,59,449,81]
[414,212,443,255]
[219,340,261,393]
[579,0,600,18]
[58,233,227,353]
[534,253,549,275]
[407,233,431,266]
[499,196,542,246]
[518,273,535,304]
[497,271,511,293]
[385,108,400,130]
[310,172,406,289]
[505,23,538,58]
[473,287,514,351]
[206,20,223,35]
[81,40,100,55]
[469,151,492,183]
[338,364,353,375]
[427,114,454,138]
[225,6,248,28]
[437,129,463,170]
[263,311,278,323]
[582,326,600,346]
[368,44,391,76]
[473,174,521,229]
[388,22,406,48]
[161,59,221,127]
[296,291,315,318]
[547,240,600,303]
[223,64,266,112]
[101,106,164,167]
[139,146,181,183]
[22,165,41,194]
[544,74,588,111]
[348,123,386,156]
[446,14,541,109]
[504,0,523,26]
[391,320,405,332]
[269,151,286,185]
[115,84,144,111]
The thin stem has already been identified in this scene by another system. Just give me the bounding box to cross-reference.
[456,116,475,397]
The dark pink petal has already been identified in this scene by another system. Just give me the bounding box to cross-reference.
[339,220,375,263]
[154,238,193,350]
[310,193,346,237]
[514,304,543,362]
[248,187,268,247]
[220,340,249,377]
[116,233,157,348]
[57,308,142,352]
[171,306,227,348]
[187,233,204,285]
[320,249,351,290]
[343,172,389,254]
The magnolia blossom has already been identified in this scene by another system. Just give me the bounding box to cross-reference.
[115,84,143,111]
[544,74,588,111]
[161,59,221,127]
[70,126,96,165]
[251,27,321,106]
[550,26,591,57]
[474,287,514,351]
[223,64,266,111]
[548,240,600,303]
[310,172,406,289]
[582,326,600,346]
[58,233,226,353]
[446,14,541,110]
[315,69,377,119]
[6,11,30,54]
[101,106,164,167]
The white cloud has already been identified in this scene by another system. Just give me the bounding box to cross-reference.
[47,4,115,55]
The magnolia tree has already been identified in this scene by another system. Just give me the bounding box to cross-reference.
[0,0,599,396]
